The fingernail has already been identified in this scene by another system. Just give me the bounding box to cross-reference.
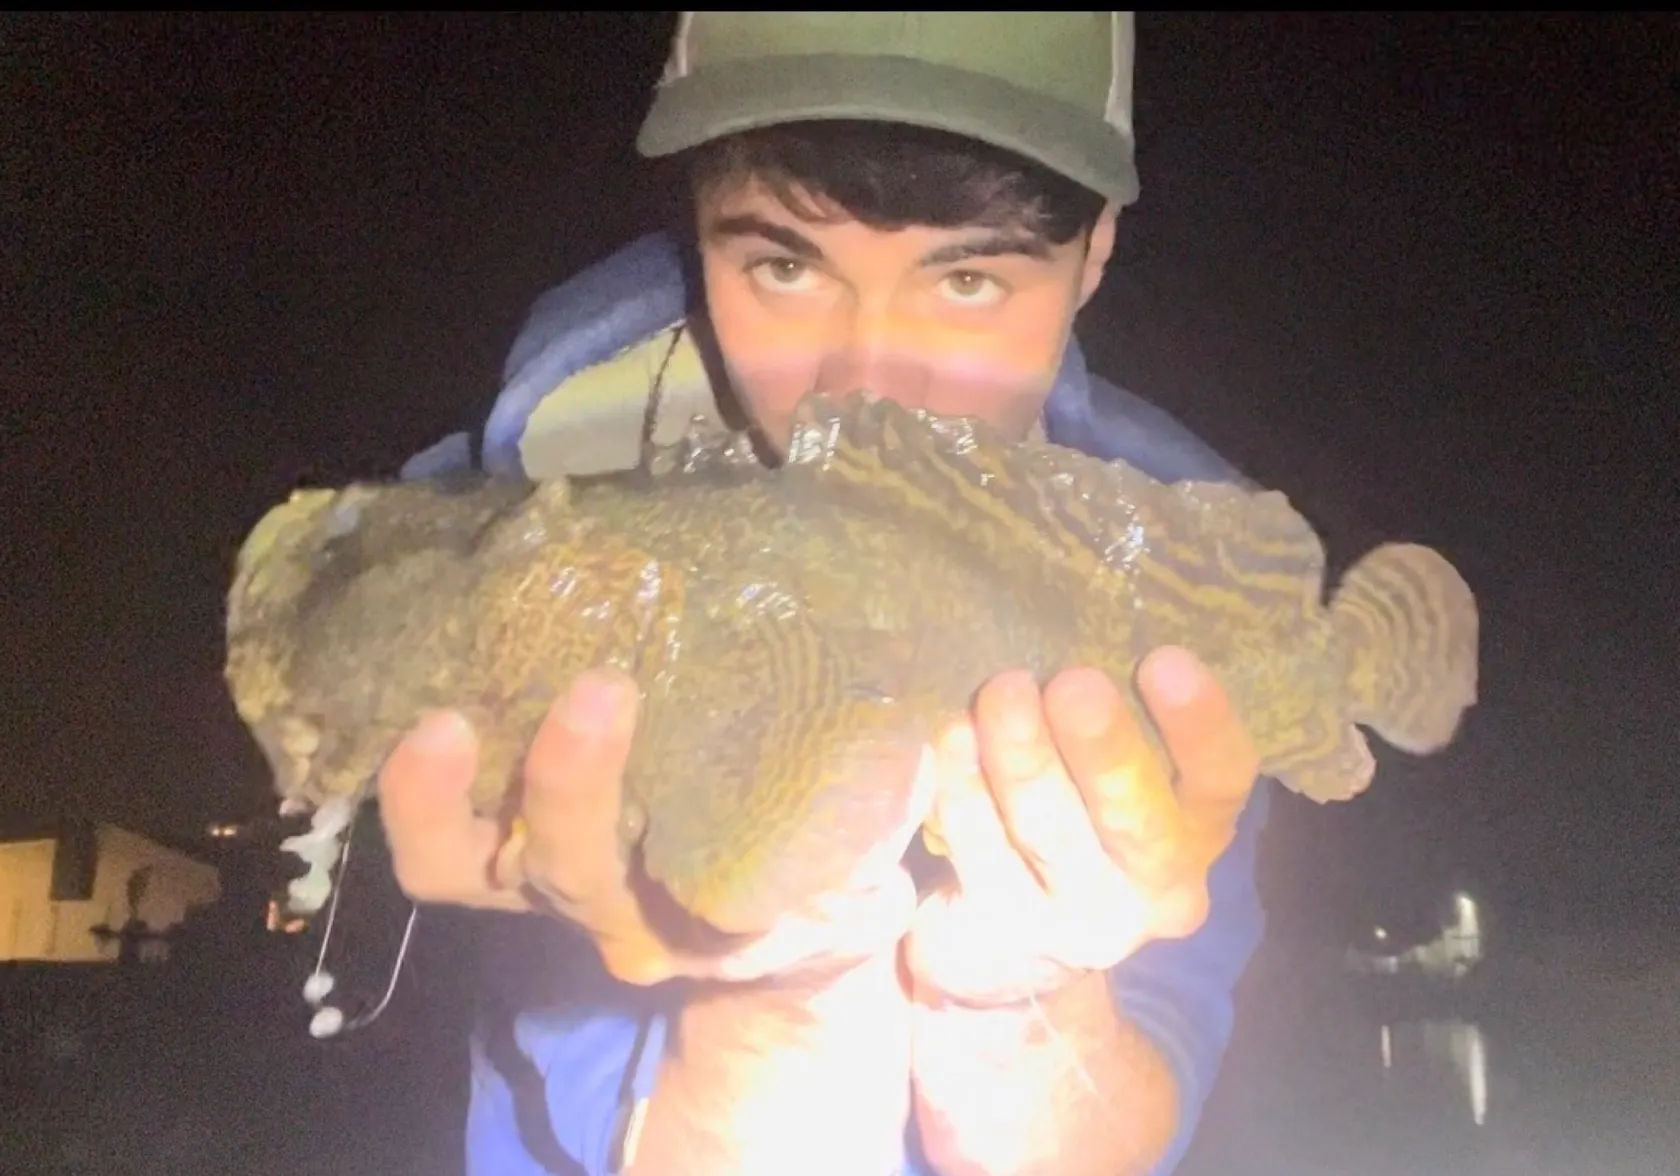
[409,709,470,751]
[1143,647,1201,708]
[996,677,1044,743]
[563,672,633,735]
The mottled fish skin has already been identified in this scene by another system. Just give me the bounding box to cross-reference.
[225,394,1479,935]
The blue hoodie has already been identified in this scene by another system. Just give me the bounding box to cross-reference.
[408,232,1270,1176]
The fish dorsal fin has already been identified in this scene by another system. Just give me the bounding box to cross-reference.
[777,393,1175,584]
[642,411,769,482]
[780,393,1330,615]
[1154,479,1329,616]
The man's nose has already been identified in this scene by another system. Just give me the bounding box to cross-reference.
[815,304,924,400]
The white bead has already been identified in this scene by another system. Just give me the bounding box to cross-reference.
[309,1006,345,1039]
[302,970,335,1005]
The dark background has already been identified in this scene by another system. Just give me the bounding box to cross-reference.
[4,12,1677,948]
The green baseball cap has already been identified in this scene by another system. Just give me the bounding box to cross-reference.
[637,12,1140,206]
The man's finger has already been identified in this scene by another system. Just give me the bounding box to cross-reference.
[713,868,918,983]
[518,669,641,907]
[378,710,527,910]
[1135,647,1258,845]
[973,671,1111,897]
[1045,666,1189,889]
[927,720,1033,897]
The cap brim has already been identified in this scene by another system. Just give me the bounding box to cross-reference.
[638,54,1138,207]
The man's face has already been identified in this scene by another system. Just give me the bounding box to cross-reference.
[694,178,1118,453]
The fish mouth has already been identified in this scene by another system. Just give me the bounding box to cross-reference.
[256,715,322,800]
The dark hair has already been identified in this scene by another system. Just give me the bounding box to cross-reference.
[685,120,1106,246]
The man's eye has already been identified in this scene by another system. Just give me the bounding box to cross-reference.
[749,258,819,293]
[940,270,1006,306]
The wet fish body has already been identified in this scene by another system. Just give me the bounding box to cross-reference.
[224,395,1479,931]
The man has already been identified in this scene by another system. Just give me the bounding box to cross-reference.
[378,13,1269,1176]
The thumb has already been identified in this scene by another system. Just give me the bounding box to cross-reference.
[379,710,479,816]
[904,887,1018,1002]
[1136,646,1257,820]
[378,710,497,902]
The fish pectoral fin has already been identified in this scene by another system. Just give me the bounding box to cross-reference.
[646,695,930,937]
[1273,722,1377,804]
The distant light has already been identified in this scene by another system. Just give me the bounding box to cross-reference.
[206,822,244,839]
[1466,1023,1488,1126]
[1373,925,1389,942]
[1453,892,1482,940]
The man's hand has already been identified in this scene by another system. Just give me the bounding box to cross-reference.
[377,667,915,987]
[635,948,915,1176]
[905,647,1259,1005]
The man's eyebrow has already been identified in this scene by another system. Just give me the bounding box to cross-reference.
[705,214,826,261]
[920,234,1052,266]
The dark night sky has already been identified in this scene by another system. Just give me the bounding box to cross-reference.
[4,13,1676,932]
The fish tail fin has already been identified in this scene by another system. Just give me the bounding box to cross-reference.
[1329,542,1479,755]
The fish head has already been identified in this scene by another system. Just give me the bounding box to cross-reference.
[225,486,384,805]
[226,487,346,641]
